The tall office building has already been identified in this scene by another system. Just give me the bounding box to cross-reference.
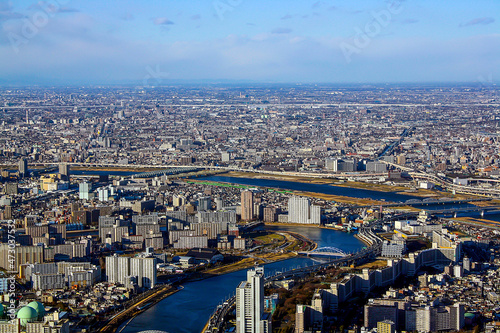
[288,196,321,224]
[236,267,270,333]
[241,190,254,221]
[19,158,28,177]
[59,163,70,181]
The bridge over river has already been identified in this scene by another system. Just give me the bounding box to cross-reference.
[297,246,348,257]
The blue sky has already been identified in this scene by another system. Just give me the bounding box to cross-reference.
[0,0,498,85]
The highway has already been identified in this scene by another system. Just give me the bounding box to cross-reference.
[3,102,499,112]
[21,161,500,197]
[17,162,391,179]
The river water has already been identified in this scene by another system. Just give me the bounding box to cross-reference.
[118,175,500,332]
[198,175,421,202]
[197,176,500,221]
[119,226,363,333]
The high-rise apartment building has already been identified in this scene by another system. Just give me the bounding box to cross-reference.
[198,196,212,211]
[59,163,70,181]
[19,158,28,177]
[288,196,321,224]
[241,190,254,221]
[106,255,157,289]
[236,267,270,333]
[215,197,225,211]
[98,187,109,201]
[130,256,157,288]
[0,244,44,272]
[79,182,91,200]
[295,292,323,333]
[325,158,356,172]
[173,195,185,207]
[263,206,278,223]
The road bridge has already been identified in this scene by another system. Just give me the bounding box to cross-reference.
[132,167,201,178]
[352,198,491,209]
[23,162,500,197]
[427,205,500,216]
[298,246,347,257]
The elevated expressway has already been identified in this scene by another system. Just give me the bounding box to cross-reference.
[382,161,500,197]
[22,161,500,198]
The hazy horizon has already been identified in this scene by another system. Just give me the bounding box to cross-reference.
[1,0,498,85]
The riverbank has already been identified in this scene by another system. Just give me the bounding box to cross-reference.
[354,233,374,247]
[98,284,180,333]
[217,171,482,201]
[71,166,159,172]
[264,223,372,249]
[447,216,500,229]
[191,229,316,277]
[221,171,423,195]
[265,221,345,233]
[119,226,363,333]
[189,177,392,206]
[108,227,318,332]
[197,252,298,277]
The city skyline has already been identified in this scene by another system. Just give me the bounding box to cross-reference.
[1,84,500,332]
[0,0,498,85]
[1,1,500,332]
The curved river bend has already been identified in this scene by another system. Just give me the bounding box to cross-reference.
[120,226,363,333]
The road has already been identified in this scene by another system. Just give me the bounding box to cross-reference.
[22,161,500,197]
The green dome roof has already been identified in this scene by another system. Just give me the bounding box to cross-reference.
[16,306,37,319]
[465,313,475,318]
[17,306,38,326]
[27,301,45,318]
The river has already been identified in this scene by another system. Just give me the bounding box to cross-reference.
[197,176,500,221]
[198,175,421,202]
[119,226,363,333]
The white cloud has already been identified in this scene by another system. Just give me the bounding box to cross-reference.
[153,17,174,25]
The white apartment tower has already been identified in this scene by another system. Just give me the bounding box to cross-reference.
[288,196,321,224]
[106,255,157,289]
[236,267,270,333]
